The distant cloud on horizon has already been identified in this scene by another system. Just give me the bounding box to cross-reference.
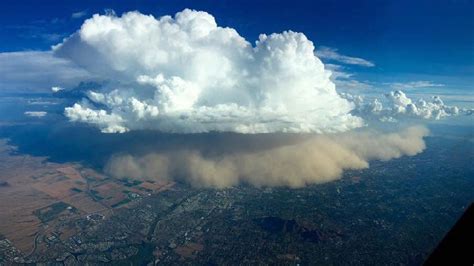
[341,90,472,122]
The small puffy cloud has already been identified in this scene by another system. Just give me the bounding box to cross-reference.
[316,46,375,67]
[55,9,363,134]
[387,81,444,90]
[385,91,459,119]
[51,86,64,92]
[64,103,128,133]
[0,51,91,92]
[342,90,470,121]
[24,111,47,117]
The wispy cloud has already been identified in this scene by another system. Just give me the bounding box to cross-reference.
[104,8,117,17]
[6,18,67,44]
[387,81,444,90]
[325,64,353,79]
[0,51,91,92]
[38,33,64,42]
[326,64,374,90]
[71,10,88,19]
[24,111,47,117]
[336,79,374,90]
[316,46,375,67]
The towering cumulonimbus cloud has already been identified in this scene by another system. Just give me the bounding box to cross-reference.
[105,126,429,188]
[54,9,363,134]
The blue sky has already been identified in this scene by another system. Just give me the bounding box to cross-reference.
[0,0,473,96]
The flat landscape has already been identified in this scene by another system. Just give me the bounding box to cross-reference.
[0,139,174,260]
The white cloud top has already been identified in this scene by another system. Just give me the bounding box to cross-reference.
[54,9,363,134]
